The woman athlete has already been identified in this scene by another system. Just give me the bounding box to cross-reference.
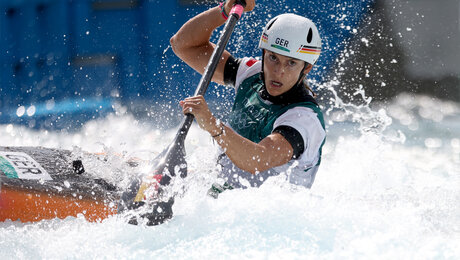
[170,0,326,190]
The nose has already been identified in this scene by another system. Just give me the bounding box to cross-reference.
[273,62,286,75]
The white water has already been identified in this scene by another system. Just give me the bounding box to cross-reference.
[0,93,459,259]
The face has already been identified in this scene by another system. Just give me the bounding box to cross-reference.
[263,50,310,96]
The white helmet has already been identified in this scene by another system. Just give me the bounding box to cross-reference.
[258,13,322,65]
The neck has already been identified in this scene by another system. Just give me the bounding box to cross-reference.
[259,80,312,105]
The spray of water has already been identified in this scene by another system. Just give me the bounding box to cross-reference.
[1,2,459,258]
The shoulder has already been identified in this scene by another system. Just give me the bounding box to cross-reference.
[276,106,324,126]
[273,107,326,162]
[234,57,262,89]
[274,106,325,143]
[224,56,261,88]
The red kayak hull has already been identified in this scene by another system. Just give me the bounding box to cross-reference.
[0,185,117,223]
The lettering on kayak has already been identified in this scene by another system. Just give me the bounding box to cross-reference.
[0,151,52,180]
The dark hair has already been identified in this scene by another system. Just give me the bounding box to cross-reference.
[304,82,317,97]
[301,62,317,97]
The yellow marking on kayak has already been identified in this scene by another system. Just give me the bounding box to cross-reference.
[134,182,149,202]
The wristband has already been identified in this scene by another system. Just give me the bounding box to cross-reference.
[212,123,225,138]
[219,2,229,20]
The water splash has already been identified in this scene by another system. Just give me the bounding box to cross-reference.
[1,95,459,258]
[1,5,459,259]
[323,79,393,135]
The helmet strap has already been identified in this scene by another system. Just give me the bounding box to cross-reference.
[296,62,309,86]
[259,50,266,86]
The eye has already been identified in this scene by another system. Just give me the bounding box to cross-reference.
[288,60,297,66]
[268,54,277,62]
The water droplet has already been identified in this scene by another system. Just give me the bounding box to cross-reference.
[16,106,25,117]
[27,105,36,116]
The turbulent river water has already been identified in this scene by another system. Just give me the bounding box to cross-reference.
[0,92,459,259]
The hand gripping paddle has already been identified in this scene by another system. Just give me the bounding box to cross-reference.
[118,0,247,226]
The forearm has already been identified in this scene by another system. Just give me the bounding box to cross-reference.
[179,96,293,174]
[212,124,291,174]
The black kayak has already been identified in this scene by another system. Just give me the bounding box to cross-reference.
[0,146,122,223]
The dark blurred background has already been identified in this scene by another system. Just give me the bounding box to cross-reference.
[334,0,460,105]
[0,0,458,130]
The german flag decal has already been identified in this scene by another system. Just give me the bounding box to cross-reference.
[261,33,268,43]
[296,45,321,55]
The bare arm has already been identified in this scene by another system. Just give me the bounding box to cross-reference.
[170,1,255,85]
[180,96,293,174]
[173,1,283,173]
[214,124,293,174]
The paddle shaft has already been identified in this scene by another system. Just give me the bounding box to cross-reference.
[161,1,246,179]
[118,1,247,224]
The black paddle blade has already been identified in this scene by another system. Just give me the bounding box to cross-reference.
[118,178,174,226]
[126,197,174,226]
[117,138,186,225]
[154,139,188,180]
[117,176,141,213]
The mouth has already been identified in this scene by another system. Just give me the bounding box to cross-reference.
[270,80,283,88]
